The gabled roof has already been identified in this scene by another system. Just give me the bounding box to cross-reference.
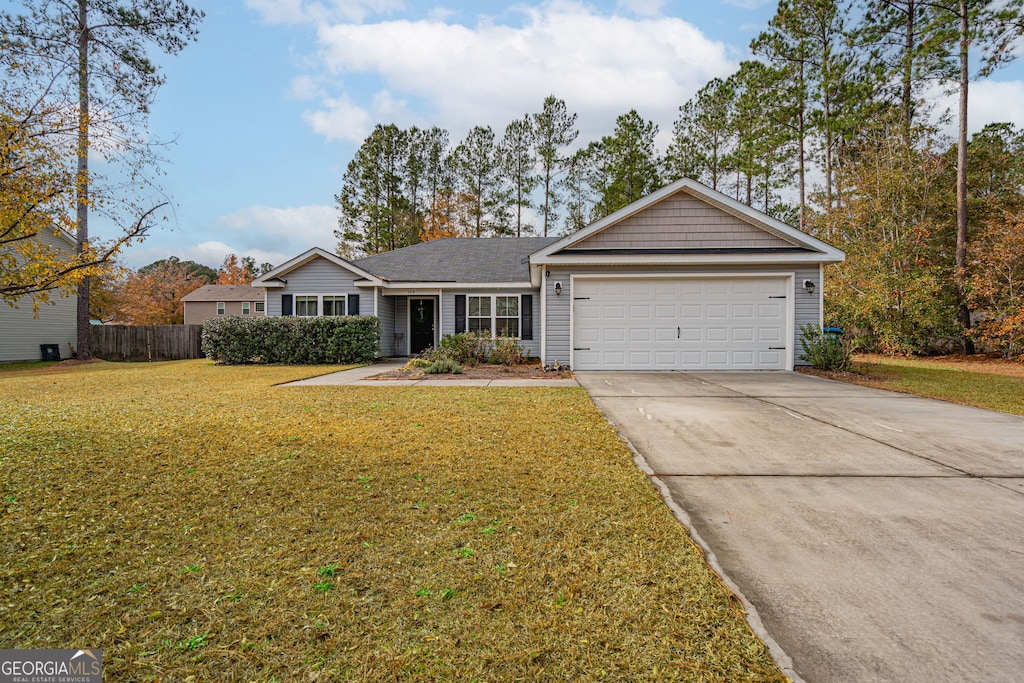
[530,178,845,265]
[352,237,559,284]
[251,247,384,288]
[181,284,262,302]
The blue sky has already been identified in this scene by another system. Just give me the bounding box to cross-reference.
[121,0,1024,269]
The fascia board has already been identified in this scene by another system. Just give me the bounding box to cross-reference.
[534,252,845,267]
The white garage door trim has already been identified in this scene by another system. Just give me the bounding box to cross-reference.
[570,273,795,371]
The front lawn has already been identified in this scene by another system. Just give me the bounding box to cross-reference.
[803,354,1024,416]
[0,360,783,681]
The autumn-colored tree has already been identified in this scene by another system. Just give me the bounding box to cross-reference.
[216,253,253,284]
[0,59,117,309]
[419,192,478,241]
[969,211,1024,358]
[815,116,960,354]
[114,260,204,325]
[88,265,127,323]
[1,0,203,357]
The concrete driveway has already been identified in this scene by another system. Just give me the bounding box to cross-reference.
[575,371,1024,683]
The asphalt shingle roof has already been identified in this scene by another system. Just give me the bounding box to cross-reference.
[181,284,262,302]
[351,237,559,283]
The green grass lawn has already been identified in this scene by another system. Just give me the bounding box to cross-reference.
[824,356,1024,416]
[0,360,784,682]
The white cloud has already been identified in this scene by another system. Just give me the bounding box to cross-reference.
[963,79,1024,133]
[217,204,340,251]
[302,1,735,143]
[302,94,374,143]
[925,79,1024,138]
[123,242,290,271]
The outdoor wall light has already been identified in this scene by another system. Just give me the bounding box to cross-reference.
[554,281,563,296]
[803,279,816,295]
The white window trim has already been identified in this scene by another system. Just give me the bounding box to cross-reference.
[242,302,251,316]
[466,294,522,339]
[254,301,265,313]
[293,294,349,317]
[216,302,225,315]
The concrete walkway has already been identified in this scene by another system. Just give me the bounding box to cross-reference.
[283,361,580,387]
[575,370,1024,683]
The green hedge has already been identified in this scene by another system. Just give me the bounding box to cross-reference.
[201,316,380,365]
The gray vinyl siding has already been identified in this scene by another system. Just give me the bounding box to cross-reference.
[566,190,795,250]
[376,289,401,357]
[394,297,408,354]
[265,256,364,316]
[440,289,542,358]
[0,231,78,363]
[543,263,821,368]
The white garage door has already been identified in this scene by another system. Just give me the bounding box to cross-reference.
[572,277,789,370]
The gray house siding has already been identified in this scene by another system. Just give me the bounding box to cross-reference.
[0,230,78,363]
[542,263,821,367]
[377,290,404,357]
[438,289,541,358]
[0,291,77,362]
[266,257,365,317]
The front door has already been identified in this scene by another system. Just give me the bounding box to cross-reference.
[409,298,435,355]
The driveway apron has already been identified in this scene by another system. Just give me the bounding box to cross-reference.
[575,370,1024,683]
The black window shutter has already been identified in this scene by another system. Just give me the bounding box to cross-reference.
[281,294,293,316]
[454,295,466,333]
[520,294,533,340]
[348,293,360,315]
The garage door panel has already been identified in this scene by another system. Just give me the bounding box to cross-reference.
[733,327,754,342]
[573,277,789,371]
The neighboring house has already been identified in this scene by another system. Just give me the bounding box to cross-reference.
[252,178,845,370]
[0,228,78,363]
[181,284,268,325]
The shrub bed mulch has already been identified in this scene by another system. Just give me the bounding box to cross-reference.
[0,360,785,682]
[370,361,575,380]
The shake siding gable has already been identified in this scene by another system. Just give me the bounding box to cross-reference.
[565,190,798,251]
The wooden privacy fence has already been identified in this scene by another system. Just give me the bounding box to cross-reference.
[90,325,205,362]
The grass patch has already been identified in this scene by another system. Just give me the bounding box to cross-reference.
[0,360,60,373]
[808,355,1024,416]
[0,359,784,681]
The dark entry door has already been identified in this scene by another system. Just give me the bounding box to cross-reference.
[409,299,435,355]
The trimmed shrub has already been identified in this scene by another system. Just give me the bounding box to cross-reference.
[799,323,853,371]
[422,332,528,366]
[423,358,463,374]
[202,316,380,365]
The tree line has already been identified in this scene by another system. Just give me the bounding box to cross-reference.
[338,0,1024,358]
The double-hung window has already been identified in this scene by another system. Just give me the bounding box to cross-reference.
[295,295,318,317]
[467,295,520,338]
[495,296,519,337]
[242,302,251,315]
[322,296,347,316]
[468,296,491,334]
[216,302,225,315]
